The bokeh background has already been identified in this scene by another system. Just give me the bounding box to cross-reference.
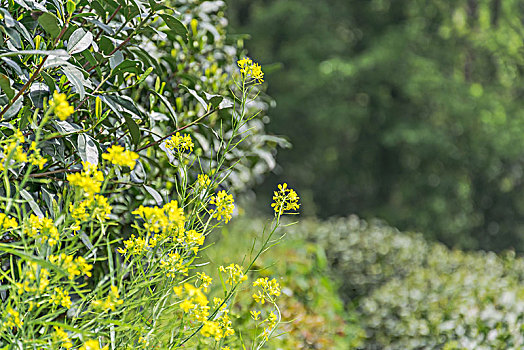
[205,0,524,348]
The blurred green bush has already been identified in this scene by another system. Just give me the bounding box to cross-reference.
[288,215,524,349]
[228,0,524,252]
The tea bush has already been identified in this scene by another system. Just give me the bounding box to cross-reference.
[291,216,524,349]
[0,0,296,348]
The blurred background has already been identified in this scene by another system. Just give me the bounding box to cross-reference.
[203,0,524,348]
[227,0,524,252]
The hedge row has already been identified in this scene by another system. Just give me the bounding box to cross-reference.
[288,216,524,349]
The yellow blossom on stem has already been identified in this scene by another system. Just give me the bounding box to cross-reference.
[67,162,104,197]
[5,307,23,329]
[237,57,264,84]
[219,263,247,286]
[49,91,74,121]
[80,339,108,350]
[53,326,73,349]
[210,190,235,223]
[271,183,300,214]
[50,287,72,309]
[25,215,60,246]
[102,145,139,169]
[0,213,17,230]
[165,132,194,153]
[92,285,124,312]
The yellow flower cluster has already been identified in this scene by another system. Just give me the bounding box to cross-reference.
[271,183,300,214]
[196,173,211,188]
[14,262,50,295]
[219,263,247,286]
[0,131,47,171]
[261,312,278,341]
[50,287,72,309]
[237,57,264,84]
[70,194,112,229]
[49,253,93,280]
[117,234,147,256]
[121,200,208,256]
[92,286,124,312]
[49,91,74,121]
[210,190,235,223]
[80,339,108,350]
[159,251,188,277]
[175,283,235,341]
[53,326,73,349]
[252,278,281,305]
[0,212,17,230]
[4,307,23,329]
[102,145,139,169]
[197,272,213,292]
[25,215,60,246]
[132,200,185,235]
[165,132,194,153]
[67,162,104,197]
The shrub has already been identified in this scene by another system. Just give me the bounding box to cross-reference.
[0,0,294,348]
[291,215,524,349]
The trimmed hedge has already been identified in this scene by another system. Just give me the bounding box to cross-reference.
[288,216,524,349]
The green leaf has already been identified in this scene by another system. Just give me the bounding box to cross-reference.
[160,14,188,43]
[37,12,61,38]
[40,71,56,94]
[0,74,15,100]
[67,28,93,55]
[149,90,177,126]
[99,35,114,55]
[77,134,99,165]
[124,115,141,147]
[0,49,70,58]
[144,185,163,206]
[180,84,208,110]
[111,60,141,77]
[62,65,86,99]
[1,98,22,119]
[20,189,44,218]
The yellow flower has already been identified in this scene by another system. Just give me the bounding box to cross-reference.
[102,145,139,169]
[0,213,18,230]
[50,287,72,309]
[165,132,194,154]
[237,57,264,84]
[92,285,124,312]
[49,253,92,280]
[49,91,74,120]
[67,162,104,197]
[197,272,212,292]
[196,174,211,188]
[271,183,300,214]
[219,264,247,286]
[5,307,23,329]
[25,215,60,246]
[180,299,194,313]
[53,326,73,349]
[210,190,235,223]
[80,339,108,350]
[250,310,261,320]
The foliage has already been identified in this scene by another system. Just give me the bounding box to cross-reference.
[0,0,296,348]
[229,0,524,251]
[291,215,524,349]
[200,217,360,349]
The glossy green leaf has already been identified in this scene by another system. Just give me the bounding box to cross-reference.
[37,12,61,38]
[160,14,188,43]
